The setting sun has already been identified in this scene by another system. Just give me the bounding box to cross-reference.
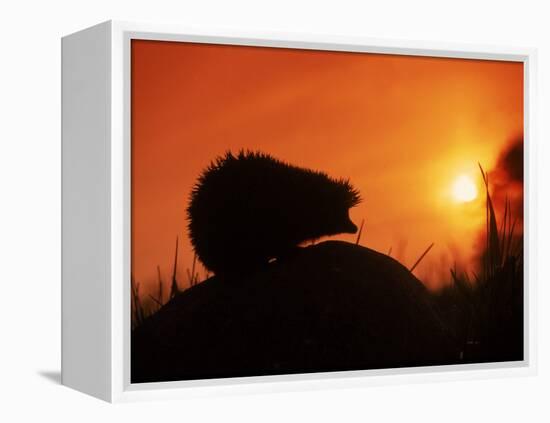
[452,175,478,203]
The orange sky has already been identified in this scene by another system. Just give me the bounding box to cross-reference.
[131,39,523,293]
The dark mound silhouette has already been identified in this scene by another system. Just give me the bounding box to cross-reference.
[187,151,361,276]
[131,241,456,383]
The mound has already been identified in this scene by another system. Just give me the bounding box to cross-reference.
[131,241,456,383]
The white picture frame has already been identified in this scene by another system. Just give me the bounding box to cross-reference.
[61,20,538,403]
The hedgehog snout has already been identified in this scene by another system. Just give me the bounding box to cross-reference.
[342,218,358,234]
[336,214,358,234]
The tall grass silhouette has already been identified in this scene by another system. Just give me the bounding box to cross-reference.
[131,237,207,329]
[434,164,523,362]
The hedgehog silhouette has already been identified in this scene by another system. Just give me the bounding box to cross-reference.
[187,150,361,277]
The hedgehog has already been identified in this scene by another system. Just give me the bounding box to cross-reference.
[187,150,361,277]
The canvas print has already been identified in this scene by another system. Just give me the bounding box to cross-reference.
[130,40,524,383]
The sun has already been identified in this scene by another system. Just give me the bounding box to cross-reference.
[452,174,478,203]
